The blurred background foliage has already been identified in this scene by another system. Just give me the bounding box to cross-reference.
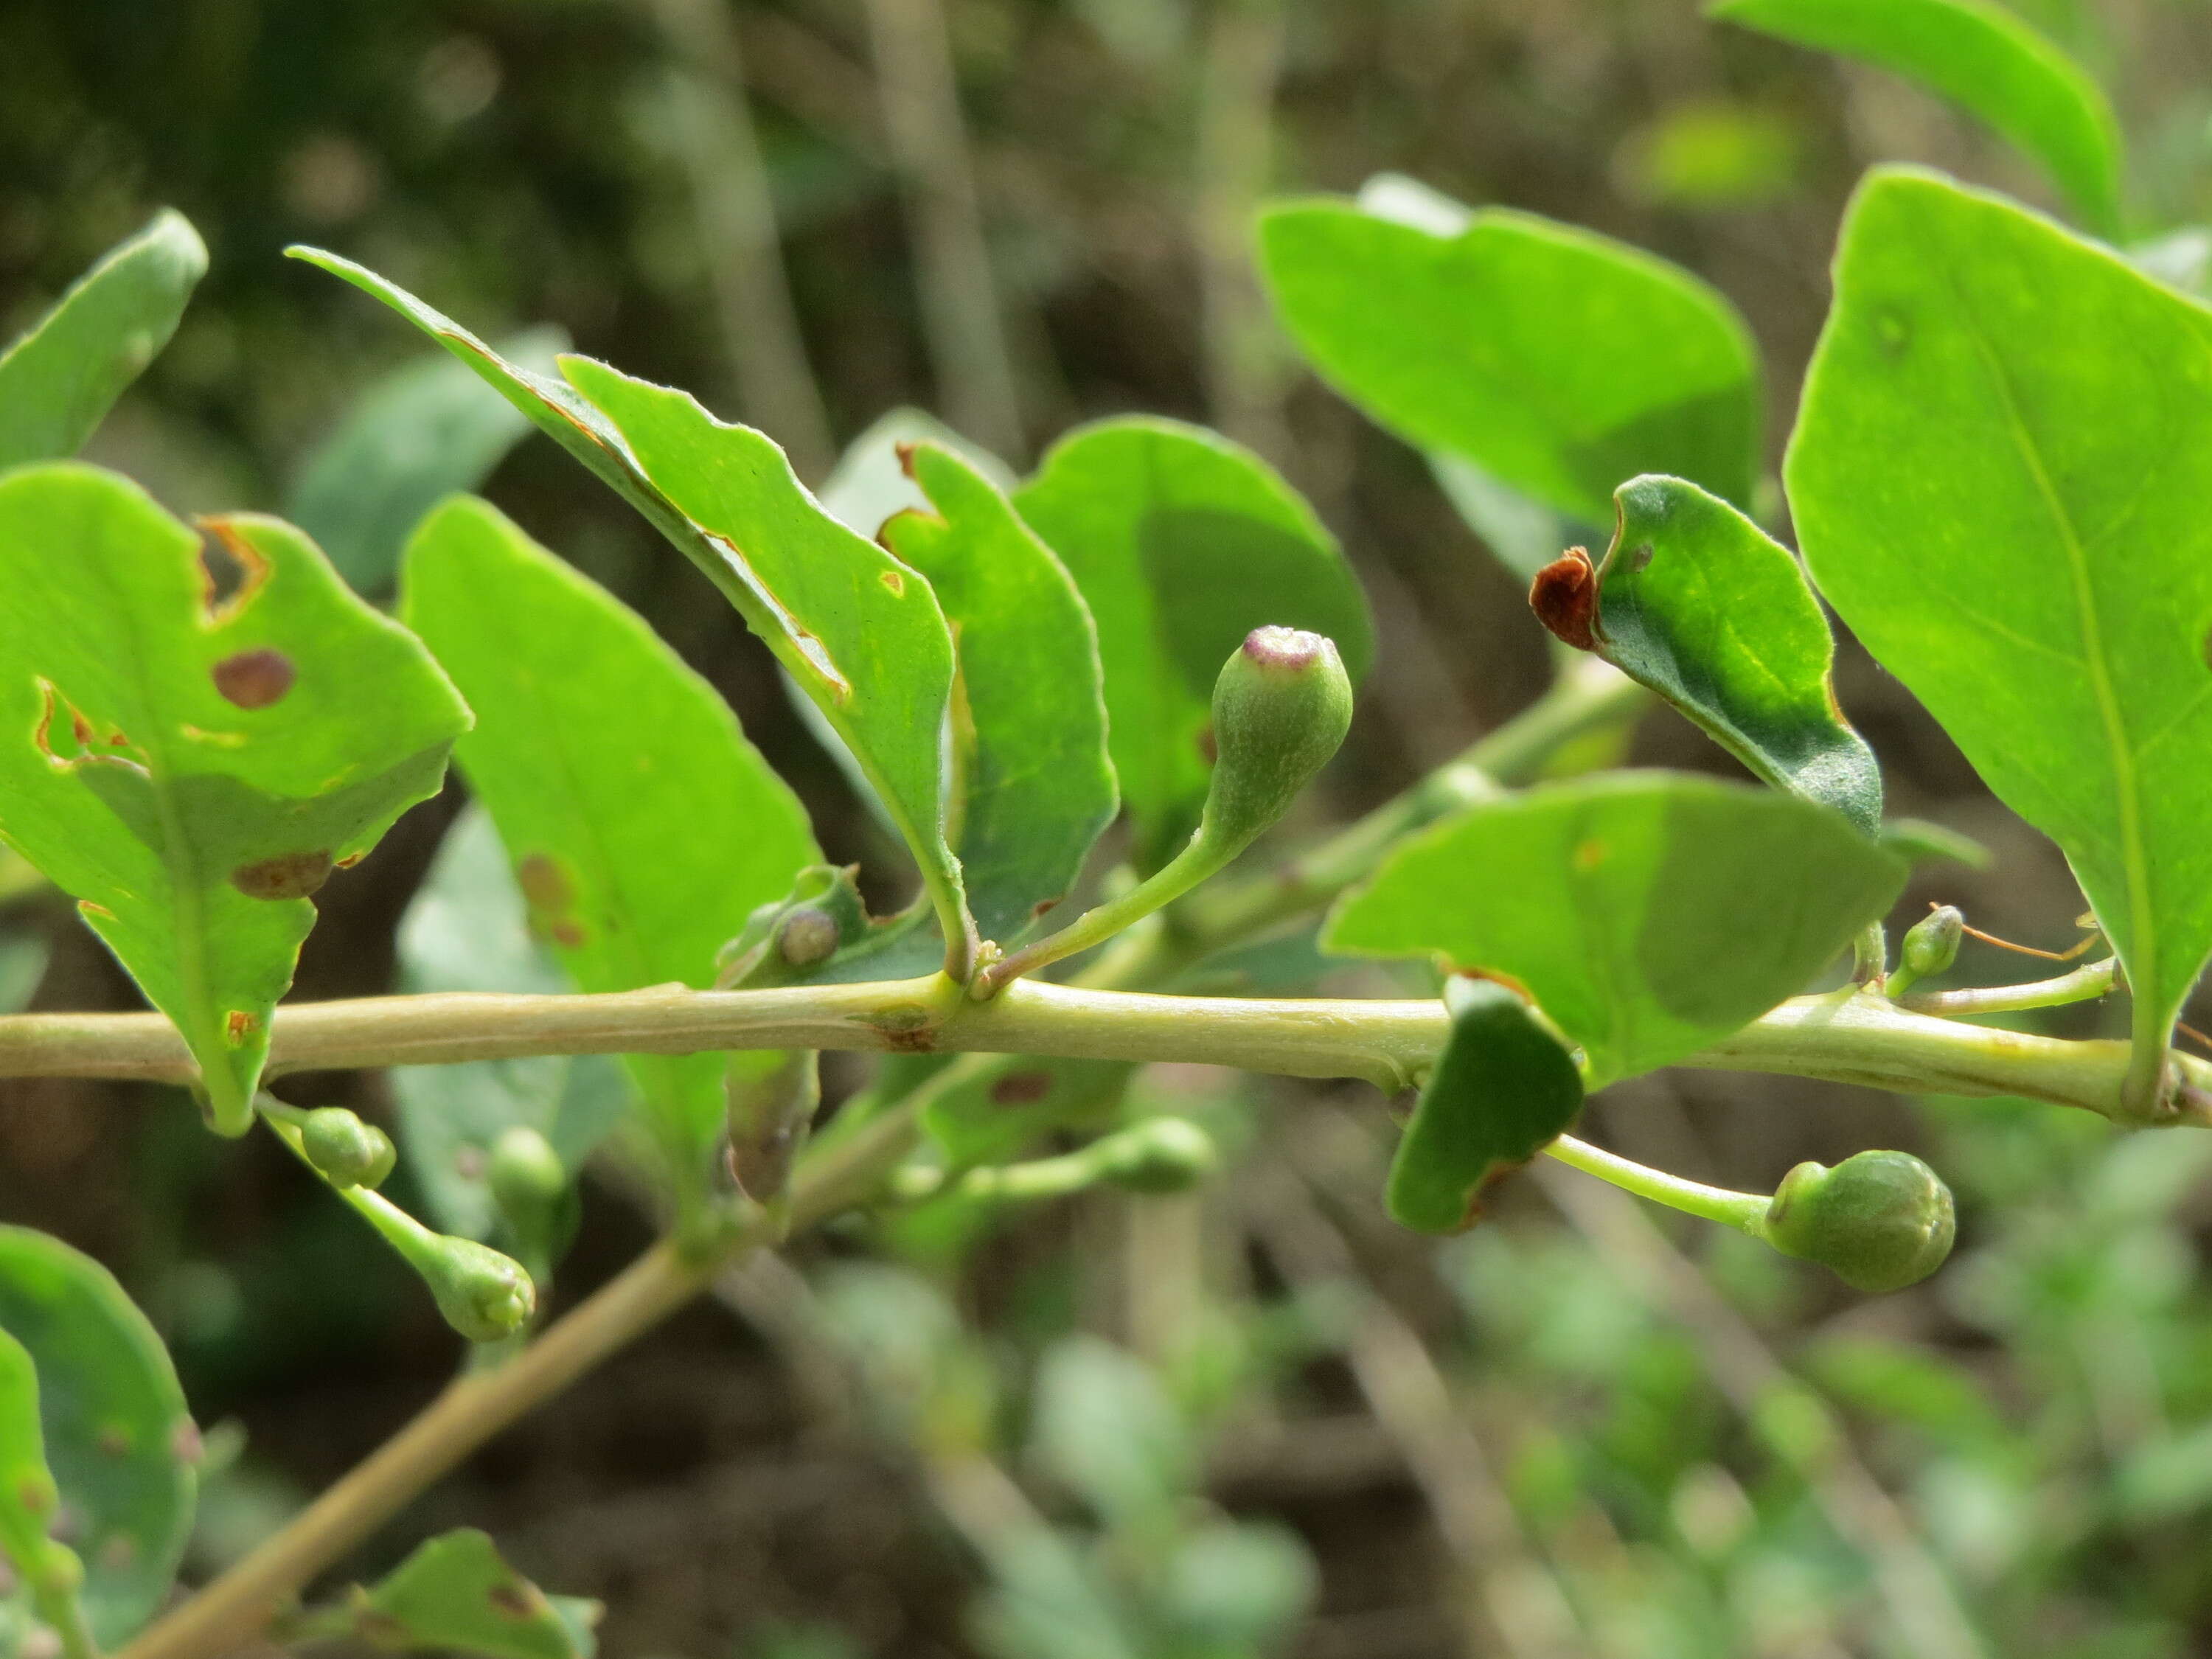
[4,0,2212,1655]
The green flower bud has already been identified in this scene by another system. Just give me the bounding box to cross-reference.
[487,1127,566,1223]
[1096,1117,1218,1195]
[1200,627,1354,858]
[420,1236,536,1343]
[298,1107,396,1191]
[1762,1150,1956,1293]
[1901,905,1964,981]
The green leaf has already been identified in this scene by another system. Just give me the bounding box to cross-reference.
[1259,191,1761,527]
[1709,0,2123,235]
[0,1329,58,1590]
[391,806,633,1243]
[287,328,567,595]
[816,406,1015,539]
[1324,773,1905,1085]
[1386,978,1587,1234]
[400,496,816,1207]
[1536,473,1882,833]
[921,1056,1137,1169]
[0,211,207,470]
[880,443,1116,943]
[1011,417,1373,862]
[288,248,972,966]
[1785,168,2212,1110]
[355,1529,598,1659]
[0,466,469,1133]
[0,1226,196,1648]
[1030,1336,1192,1522]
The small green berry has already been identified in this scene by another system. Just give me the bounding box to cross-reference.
[298,1107,397,1191]
[1200,627,1354,858]
[1096,1118,1218,1194]
[1763,1150,1956,1293]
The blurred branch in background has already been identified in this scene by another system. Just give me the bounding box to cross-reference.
[646,0,835,479]
[1195,0,1291,462]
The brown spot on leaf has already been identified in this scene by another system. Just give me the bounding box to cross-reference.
[97,1425,131,1457]
[990,1071,1053,1106]
[354,1610,411,1647]
[1031,894,1064,919]
[879,568,905,597]
[71,710,94,748]
[336,852,364,869]
[1571,838,1607,873]
[515,852,577,914]
[550,919,588,949]
[486,1582,539,1621]
[211,647,296,709]
[230,849,333,901]
[1529,546,1599,651]
[894,439,919,479]
[224,1010,261,1045]
[98,1534,139,1571]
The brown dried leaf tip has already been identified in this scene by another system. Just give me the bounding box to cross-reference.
[1529,546,1599,652]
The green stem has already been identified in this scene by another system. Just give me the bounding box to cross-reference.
[1899,957,2118,1017]
[975,837,1237,995]
[1544,1134,1769,1234]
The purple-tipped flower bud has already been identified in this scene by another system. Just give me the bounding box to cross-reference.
[420,1235,536,1343]
[1201,627,1354,858]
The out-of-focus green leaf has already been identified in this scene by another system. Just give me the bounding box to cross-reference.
[0,934,48,1015]
[921,1056,1137,1169]
[0,466,468,1133]
[0,211,207,470]
[1617,101,1806,210]
[1787,168,2212,1107]
[1012,417,1373,864]
[1030,1336,1192,1523]
[288,328,566,595]
[0,1329,58,1598]
[817,406,1014,539]
[1158,1520,1318,1654]
[1386,978,1586,1233]
[0,1226,196,1648]
[1709,0,2123,234]
[354,1529,599,1659]
[291,248,973,965]
[401,496,815,1208]
[1324,773,1905,1084]
[1259,189,1761,526]
[881,443,1116,943]
[391,806,633,1242]
[1534,473,1881,834]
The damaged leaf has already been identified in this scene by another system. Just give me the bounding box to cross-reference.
[352,1529,598,1659]
[1533,474,1882,834]
[0,465,468,1132]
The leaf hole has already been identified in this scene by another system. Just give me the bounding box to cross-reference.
[195,518,271,625]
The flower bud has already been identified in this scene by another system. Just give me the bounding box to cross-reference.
[487,1127,566,1224]
[1095,1118,1218,1194]
[298,1107,396,1191]
[1901,906,1964,981]
[420,1236,536,1343]
[1200,627,1354,858]
[1762,1150,1955,1293]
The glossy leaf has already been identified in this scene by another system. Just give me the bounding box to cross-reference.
[391,806,633,1243]
[355,1529,599,1659]
[1535,473,1881,833]
[1012,417,1373,862]
[0,1226,195,1647]
[1324,773,1906,1085]
[291,245,970,961]
[880,443,1116,942]
[0,211,207,470]
[0,466,468,1133]
[1710,0,2122,235]
[1259,192,1761,526]
[400,496,815,1204]
[1787,168,2212,1107]
[288,328,566,594]
[1386,978,1586,1234]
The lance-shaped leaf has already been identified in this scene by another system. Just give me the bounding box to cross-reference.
[0,1226,197,1649]
[1787,168,2212,1113]
[1531,474,1882,834]
[879,443,1116,943]
[1710,0,2122,236]
[1325,773,1905,1085]
[288,248,971,966]
[0,211,207,470]
[1011,417,1373,864]
[352,1530,599,1659]
[1386,978,1586,1234]
[1259,195,1761,527]
[288,328,567,595]
[0,466,469,1133]
[391,806,633,1244]
[400,496,816,1210]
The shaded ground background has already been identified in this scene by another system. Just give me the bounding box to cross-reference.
[4,1,2212,1655]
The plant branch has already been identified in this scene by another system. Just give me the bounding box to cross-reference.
[1899,956,2118,1016]
[114,1102,922,1659]
[1543,1133,1770,1233]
